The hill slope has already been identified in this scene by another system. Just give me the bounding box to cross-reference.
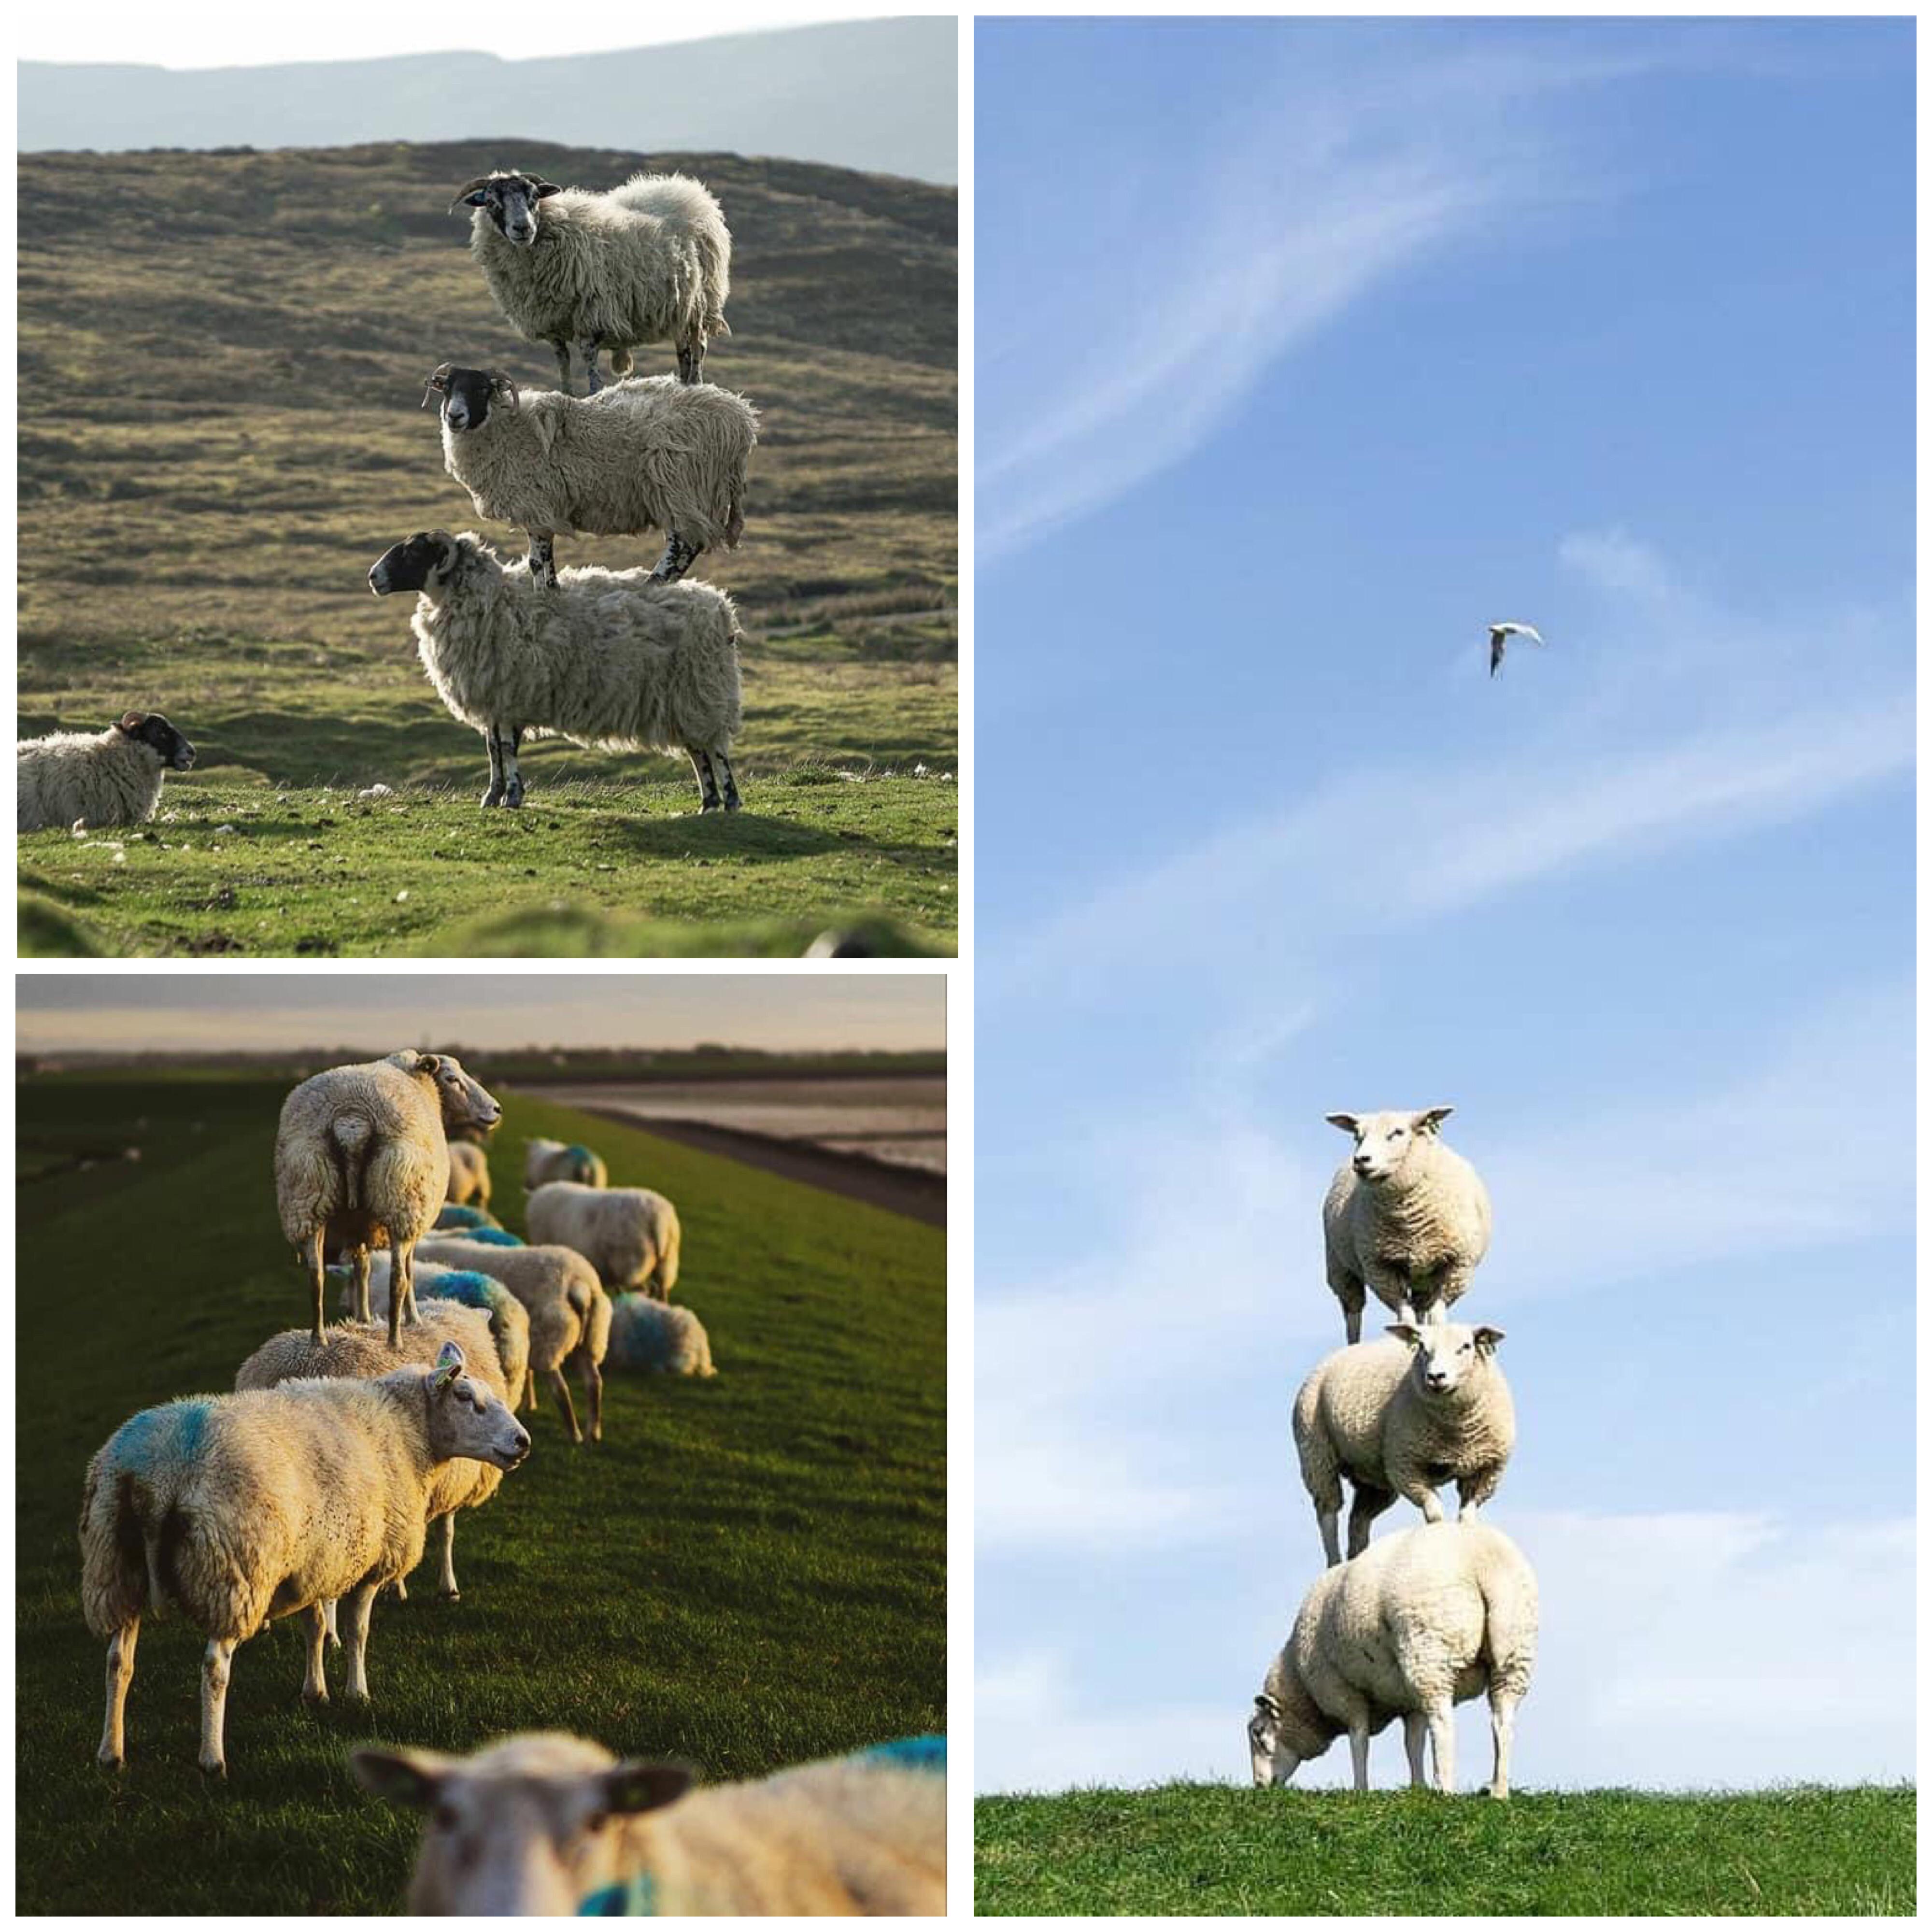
[16,1076,945,1913]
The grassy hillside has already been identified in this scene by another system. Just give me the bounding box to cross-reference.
[974,1785,1915,1916]
[16,1075,945,1914]
[17,141,957,955]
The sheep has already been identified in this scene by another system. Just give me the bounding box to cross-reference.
[368,530,743,815]
[607,1293,716,1378]
[450,169,731,395]
[332,1258,532,1410]
[424,364,757,588]
[274,1051,502,1349]
[445,1139,492,1210]
[1293,1316,1515,1566]
[18,711,196,832]
[235,1302,517,1608]
[82,1343,529,1776]
[354,1732,946,1914]
[1322,1108,1492,1342]
[526,1181,681,1300]
[435,1202,503,1234]
[526,1136,609,1190]
[1249,1521,1537,1798]
[415,1236,611,1445]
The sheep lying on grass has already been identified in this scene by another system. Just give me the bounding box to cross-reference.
[18,711,196,832]
[368,530,743,815]
[82,1343,529,1776]
[435,1202,503,1234]
[1250,1521,1537,1797]
[525,1136,609,1190]
[445,1140,491,1209]
[354,1731,946,1913]
[1322,1108,1492,1341]
[527,1181,681,1298]
[1293,1316,1515,1565]
[275,1051,501,1347]
[426,364,757,585]
[607,1293,715,1378]
[451,169,731,393]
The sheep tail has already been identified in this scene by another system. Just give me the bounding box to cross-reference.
[328,1114,375,1211]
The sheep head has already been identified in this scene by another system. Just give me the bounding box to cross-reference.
[450,170,563,246]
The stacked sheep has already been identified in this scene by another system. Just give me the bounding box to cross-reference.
[1250,1107,1539,1800]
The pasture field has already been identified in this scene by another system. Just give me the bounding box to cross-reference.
[973,1784,1916,1916]
[18,140,957,956]
[15,1076,946,1914]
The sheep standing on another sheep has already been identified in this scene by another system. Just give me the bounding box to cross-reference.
[18,711,196,832]
[445,1139,491,1210]
[607,1293,715,1378]
[354,1732,946,1914]
[451,169,731,394]
[332,1258,532,1410]
[526,1137,609,1190]
[82,1343,529,1776]
[1322,1108,1492,1342]
[275,1051,501,1348]
[527,1180,681,1299]
[1249,1521,1537,1798]
[1293,1317,1515,1566]
[367,530,743,815]
[426,364,757,586]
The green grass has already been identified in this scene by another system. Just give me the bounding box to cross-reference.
[974,1784,1915,1916]
[19,140,957,956]
[16,1075,945,1914]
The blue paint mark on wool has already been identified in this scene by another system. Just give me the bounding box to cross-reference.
[436,1204,495,1231]
[423,1271,497,1310]
[107,1397,214,1471]
[463,1226,523,1247]
[609,1294,674,1372]
[577,1873,655,1916]
[860,1735,946,1774]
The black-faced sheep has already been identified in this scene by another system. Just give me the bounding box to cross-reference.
[18,711,196,832]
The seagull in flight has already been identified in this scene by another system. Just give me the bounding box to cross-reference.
[1488,622,1545,678]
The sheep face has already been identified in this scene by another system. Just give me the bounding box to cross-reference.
[114,711,196,772]
[354,1735,690,1914]
[423,1342,531,1471]
[454,170,562,247]
[369,532,460,597]
[1248,1693,1312,1787]
[1388,1318,1505,1396]
[423,364,519,432]
[1325,1107,1454,1184]
[395,1050,502,1137]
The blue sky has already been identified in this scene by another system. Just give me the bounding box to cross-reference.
[974,19,1913,1794]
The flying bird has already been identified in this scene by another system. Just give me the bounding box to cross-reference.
[1488,622,1545,677]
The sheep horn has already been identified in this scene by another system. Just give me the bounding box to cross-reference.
[421,362,454,410]
[489,371,521,413]
[448,176,497,213]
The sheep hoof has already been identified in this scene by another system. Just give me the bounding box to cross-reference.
[438,1586,461,1602]
[480,786,504,810]
[97,1747,125,1770]
[199,1756,227,1779]
[302,1687,330,1708]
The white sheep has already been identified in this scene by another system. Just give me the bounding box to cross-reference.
[1293,1317,1515,1566]
[606,1293,715,1378]
[274,1051,502,1349]
[445,1139,492,1210]
[354,1732,946,1914]
[451,169,731,394]
[426,365,757,586]
[526,1181,681,1300]
[82,1343,529,1776]
[1322,1108,1492,1341]
[234,1301,516,1607]
[1249,1521,1537,1798]
[367,530,743,814]
[435,1202,505,1234]
[17,710,196,832]
[329,1259,532,1411]
[525,1136,609,1191]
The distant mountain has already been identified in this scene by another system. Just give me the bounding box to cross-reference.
[18,15,957,184]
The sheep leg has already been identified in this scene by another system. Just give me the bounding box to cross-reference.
[648,530,703,583]
[689,749,724,813]
[1347,1722,1372,1793]
[578,335,604,395]
[676,336,703,384]
[550,1365,584,1444]
[580,1352,604,1444]
[482,727,506,808]
[552,339,575,393]
[530,533,559,589]
[1403,1712,1429,1789]
[341,1583,378,1703]
[436,1511,461,1600]
[1426,1702,1455,1794]
[1315,1505,1343,1568]
[323,1597,341,1648]
[1487,1690,1518,1799]
[351,1244,372,1326]
[99,1619,140,1767]
[300,1601,331,1705]
[502,730,525,809]
[198,1636,237,1777]
[1347,1485,1395,1558]
[302,1228,327,1346]
[714,751,743,813]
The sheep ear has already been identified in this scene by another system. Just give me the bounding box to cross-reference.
[116,711,146,733]
[430,1341,466,1392]
[412,1051,443,1076]
[1323,1113,1359,1136]
[1386,1323,1421,1348]
[600,1762,693,1816]
[1413,1107,1454,1135]
[352,1747,450,1807]
[1475,1326,1506,1354]
[533,180,562,199]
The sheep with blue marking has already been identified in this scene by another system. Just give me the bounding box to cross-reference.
[606,1293,715,1378]
[354,1732,945,1913]
[525,1136,609,1191]
[435,1202,503,1234]
[526,1181,681,1300]
[82,1343,529,1776]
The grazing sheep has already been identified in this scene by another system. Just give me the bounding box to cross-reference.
[435,1202,503,1234]
[82,1344,529,1776]
[367,531,742,815]
[416,1236,611,1445]
[1249,1521,1537,1798]
[425,365,757,587]
[527,1181,680,1299]
[526,1137,609,1190]
[445,1140,492,1210]
[275,1051,501,1348]
[456,1224,524,1247]
[451,169,731,394]
[1322,1108,1492,1341]
[607,1293,715,1378]
[334,1258,532,1410]
[235,1302,516,1606]
[18,711,196,832]
[354,1732,945,1914]
[1293,1317,1515,1566]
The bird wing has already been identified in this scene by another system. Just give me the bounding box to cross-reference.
[1493,622,1545,644]
[1490,634,1506,676]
